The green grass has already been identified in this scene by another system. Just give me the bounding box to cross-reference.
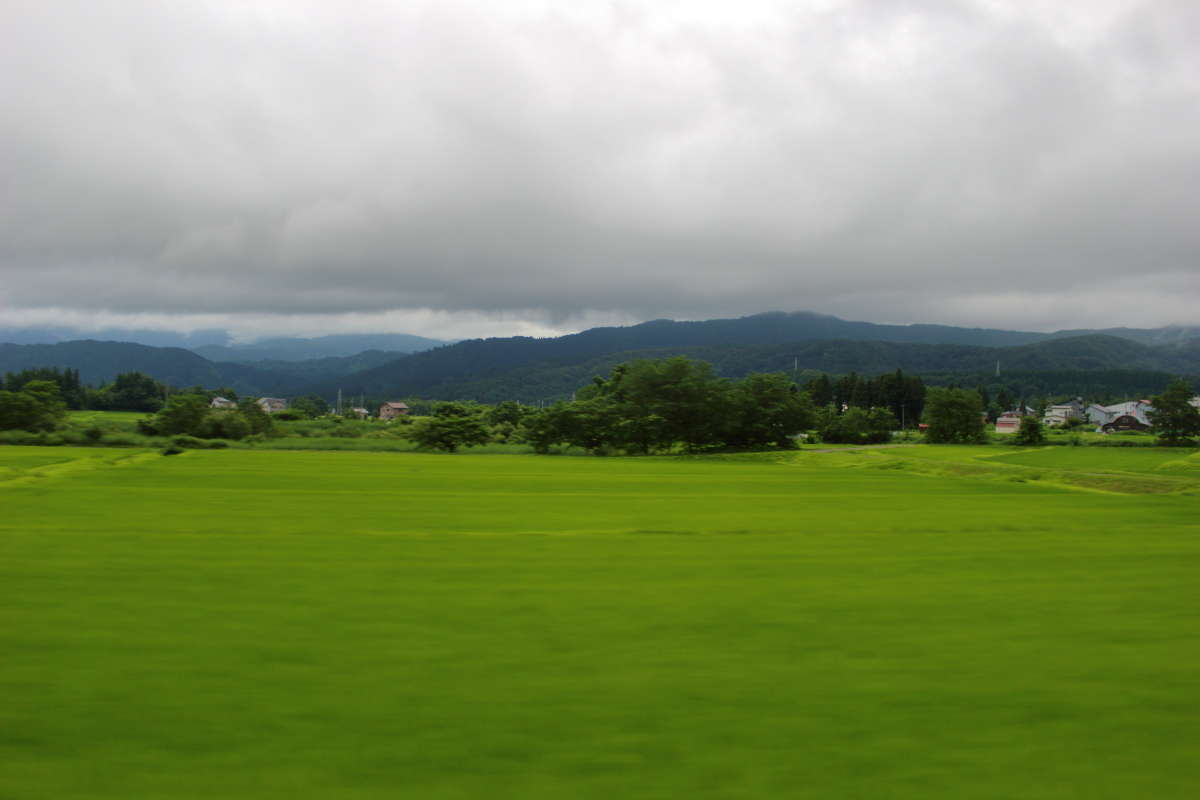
[67,409,148,430]
[2,446,1199,798]
[986,447,1200,474]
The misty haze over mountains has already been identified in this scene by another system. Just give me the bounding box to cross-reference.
[3,311,1198,353]
[0,328,450,359]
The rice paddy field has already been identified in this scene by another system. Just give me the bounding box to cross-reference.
[2,443,1199,798]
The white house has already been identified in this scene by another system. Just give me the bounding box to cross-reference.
[1043,398,1085,427]
[210,396,236,409]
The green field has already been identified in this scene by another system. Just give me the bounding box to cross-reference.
[2,445,1199,798]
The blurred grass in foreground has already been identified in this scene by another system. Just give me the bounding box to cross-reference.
[2,446,1198,798]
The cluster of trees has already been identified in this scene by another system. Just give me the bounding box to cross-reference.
[140,394,273,440]
[1149,378,1200,446]
[91,372,169,412]
[406,402,492,452]
[1013,415,1046,446]
[400,362,1013,453]
[1,368,172,413]
[804,369,925,427]
[0,380,68,432]
[813,406,897,444]
[923,387,988,444]
[2,368,86,409]
[405,358,817,453]
[525,359,815,454]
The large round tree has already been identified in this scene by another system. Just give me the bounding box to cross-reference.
[1148,378,1200,446]
[923,387,987,444]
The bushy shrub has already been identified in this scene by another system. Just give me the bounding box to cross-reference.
[1013,416,1045,446]
[408,411,491,452]
[923,387,986,444]
[195,411,250,440]
[0,381,67,432]
[155,394,210,435]
[816,406,895,444]
[490,421,519,443]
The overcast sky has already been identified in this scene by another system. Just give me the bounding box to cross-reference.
[2,0,1198,341]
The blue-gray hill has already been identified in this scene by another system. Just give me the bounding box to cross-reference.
[191,333,449,362]
[308,315,1200,401]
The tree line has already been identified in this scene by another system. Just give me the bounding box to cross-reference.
[2,368,169,412]
[4,357,1197,449]
[406,359,932,452]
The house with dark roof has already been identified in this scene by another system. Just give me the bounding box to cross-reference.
[379,401,410,420]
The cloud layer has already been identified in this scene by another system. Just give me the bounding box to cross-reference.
[2,0,1198,337]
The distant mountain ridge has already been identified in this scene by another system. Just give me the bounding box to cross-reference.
[2,312,1198,402]
[0,340,249,389]
[192,333,449,362]
[305,311,1200,397]
[0,326,232,348]
[2,311,1194,361]
[313,333,1200,403]
[0,340,400,397]
[0,327,448,359]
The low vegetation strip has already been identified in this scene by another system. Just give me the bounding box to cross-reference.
[792,446,1200,495]
[0,447,159,487]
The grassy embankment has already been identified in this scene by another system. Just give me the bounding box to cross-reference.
[2,444,1199,798]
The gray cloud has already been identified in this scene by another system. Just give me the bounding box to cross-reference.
[2,0,1198,337]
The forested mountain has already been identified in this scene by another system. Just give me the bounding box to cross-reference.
[1052,325,1200,347]
[4,314,1198,403]
[3,312,1195,366]
[313,334,1200,403]
[225,350,407,384]
[191,333,447,362]
[0,327,447,358]
[0,341,246,389]
[0,341,398,396]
